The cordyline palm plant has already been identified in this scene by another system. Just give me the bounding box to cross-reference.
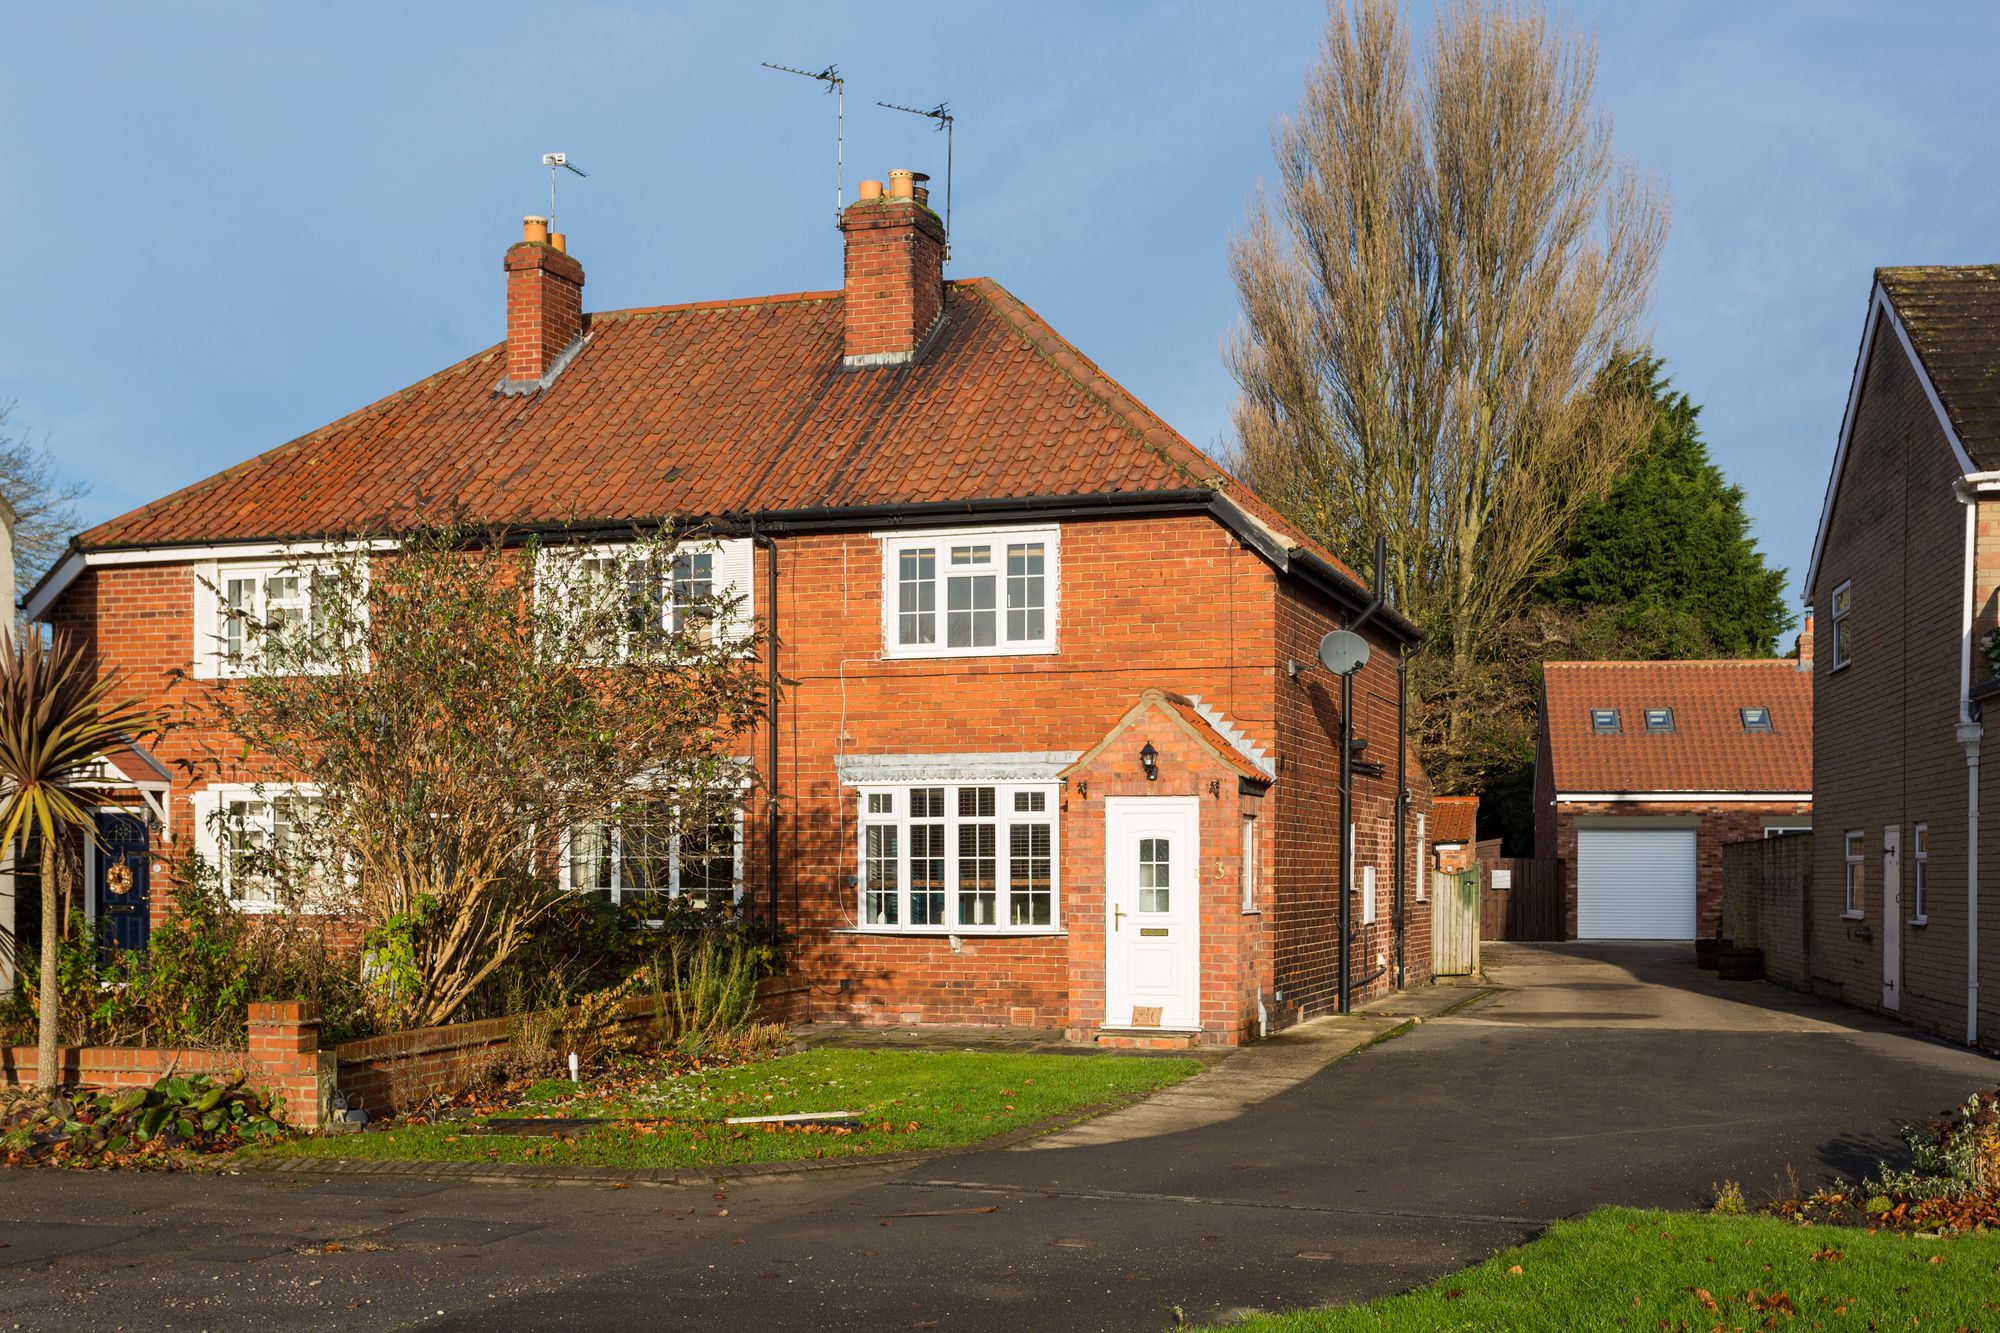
[0,629,161,1091]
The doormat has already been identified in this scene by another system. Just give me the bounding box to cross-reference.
[1131,1005,1163,1028]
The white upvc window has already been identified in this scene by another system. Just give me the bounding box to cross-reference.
[539,539,754,659]
[1240,814,1259,913]
[1830,581,1852,669]
[193,557,365,679]
[560,791,746,908]
[189,783,326,910]
[856,783,1059,931]
[1844,830,1864,916]
[1912,823,1929,922]
[880,526,1058,658]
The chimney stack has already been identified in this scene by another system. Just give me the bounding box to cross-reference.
[839,169,946,368]
[1796,610,1814,672]
[504,215,585,389]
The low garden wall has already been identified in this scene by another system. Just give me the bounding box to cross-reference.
[1721,833,1812,990]
[2,980,809,1131]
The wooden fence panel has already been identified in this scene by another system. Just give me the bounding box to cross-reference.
[1481,858,1565,941]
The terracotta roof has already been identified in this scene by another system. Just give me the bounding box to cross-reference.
[1428,795,1477,845]
[1541,660,1812,796]
[1877,265,2000,468]
[70,279,1364,599]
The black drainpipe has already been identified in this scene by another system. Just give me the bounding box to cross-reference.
[748,520,781,946]
[1393,645,1410,990]
[1337,536,1388,1015]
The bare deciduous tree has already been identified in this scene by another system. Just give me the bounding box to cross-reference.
[1228,0,1669,785]
[0,401,89,590]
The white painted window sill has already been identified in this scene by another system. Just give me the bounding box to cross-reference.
[880,644,1061,662]
[1840,910,1865,920]
[829,927,1068,939]
[1909,916,1929,928]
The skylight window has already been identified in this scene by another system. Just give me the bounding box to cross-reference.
[1589,708,1621,734]
[1741,706,1772,733]
[1644,707,1675,733]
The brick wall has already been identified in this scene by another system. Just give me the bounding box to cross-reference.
[55,509,1424,1047]
[1811,310,1991,1042]
[1721,833,1812,990]
[1550,801,1812,938]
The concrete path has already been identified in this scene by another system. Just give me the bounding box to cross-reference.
[1,944,1993,1332]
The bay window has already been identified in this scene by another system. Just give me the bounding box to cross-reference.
[857,783,1059,931]
[882,527,1057,657]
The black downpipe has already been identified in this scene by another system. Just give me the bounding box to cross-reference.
[749,522,781,946]
[1338,536,1389,1015]
[1393,647,1410,991]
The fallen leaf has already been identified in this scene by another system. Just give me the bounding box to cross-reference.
[1507,1265,1523,1276]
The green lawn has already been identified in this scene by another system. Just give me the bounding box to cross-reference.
[1207,1207,2000,1332]
[256,1049,1199,1171]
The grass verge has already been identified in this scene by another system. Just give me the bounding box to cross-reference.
[1207,1206,2000,1332]
[249,1049,1200,1171]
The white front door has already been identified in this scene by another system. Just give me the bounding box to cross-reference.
[1105,797,1200,1030]
[1881,824,1901,1012]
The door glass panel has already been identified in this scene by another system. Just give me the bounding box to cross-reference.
[1138,837,1171,913]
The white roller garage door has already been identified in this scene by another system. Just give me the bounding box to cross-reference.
[1576,828,1696,939]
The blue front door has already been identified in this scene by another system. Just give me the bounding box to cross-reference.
[93,812,150,956]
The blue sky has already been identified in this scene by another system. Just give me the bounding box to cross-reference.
[8,2,1999,602]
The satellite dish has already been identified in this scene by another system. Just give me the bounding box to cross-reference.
[1317,629,1370,676]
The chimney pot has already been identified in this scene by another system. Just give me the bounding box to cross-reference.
[549,231,567,253]
[522,215,549,244]
[857,179,884,201]
[888,169,915,199]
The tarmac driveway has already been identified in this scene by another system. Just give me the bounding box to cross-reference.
[2,943,1994,1332]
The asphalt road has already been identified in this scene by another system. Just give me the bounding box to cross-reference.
[2,943,1992,1332]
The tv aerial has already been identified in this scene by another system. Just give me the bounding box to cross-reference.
[762,61,845,221]
[877,98,954,252]
[541,152,588,234]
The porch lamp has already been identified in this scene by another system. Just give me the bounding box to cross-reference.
[1139,741,1159,782]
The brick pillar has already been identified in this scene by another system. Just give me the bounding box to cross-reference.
[247,1000,334,1131]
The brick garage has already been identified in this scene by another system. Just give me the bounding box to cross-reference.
[26,167,1436,1052]
[1534,659,1813,940]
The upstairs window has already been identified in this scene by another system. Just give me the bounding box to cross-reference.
[1589,708,1621,734]
[542,540,753,658]
[882,527,1058,658]
[1830,581,1852,668]
[196,556,367,679]
[1644,707,1675,734]
[1740,706,1773,733]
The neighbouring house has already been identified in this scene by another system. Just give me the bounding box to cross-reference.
[1427,795,1478,875]
[1804,263,2000,1048]
[1534,655,1812,941]
[24,171,1434,1047]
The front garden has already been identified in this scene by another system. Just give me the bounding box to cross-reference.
[256,1046,1200,1171]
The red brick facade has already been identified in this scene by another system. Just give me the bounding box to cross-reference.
[50,511,1430,1048]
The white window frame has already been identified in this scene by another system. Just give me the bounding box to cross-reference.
[1912,823,1928,924]
[1414,813,1429,901]
[1830,580,1852,669]
[558,789,748,908]
[188,782,329,913]
[535,538,755,659]
[879,525,1059,660]
[853,782,1061,933]
[192,557,367,680]
[1843,829,1864,917]
[1240,814,1259,913]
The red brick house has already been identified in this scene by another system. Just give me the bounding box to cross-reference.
[22,171,1431,1046]
[1805,264,2000,1047]
[1533,658,1812,940]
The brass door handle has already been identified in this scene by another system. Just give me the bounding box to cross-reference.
[1113,905,1127,932]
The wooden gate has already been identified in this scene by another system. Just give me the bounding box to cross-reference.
[1480,858,1565,941]
[1432,867,1480,976]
